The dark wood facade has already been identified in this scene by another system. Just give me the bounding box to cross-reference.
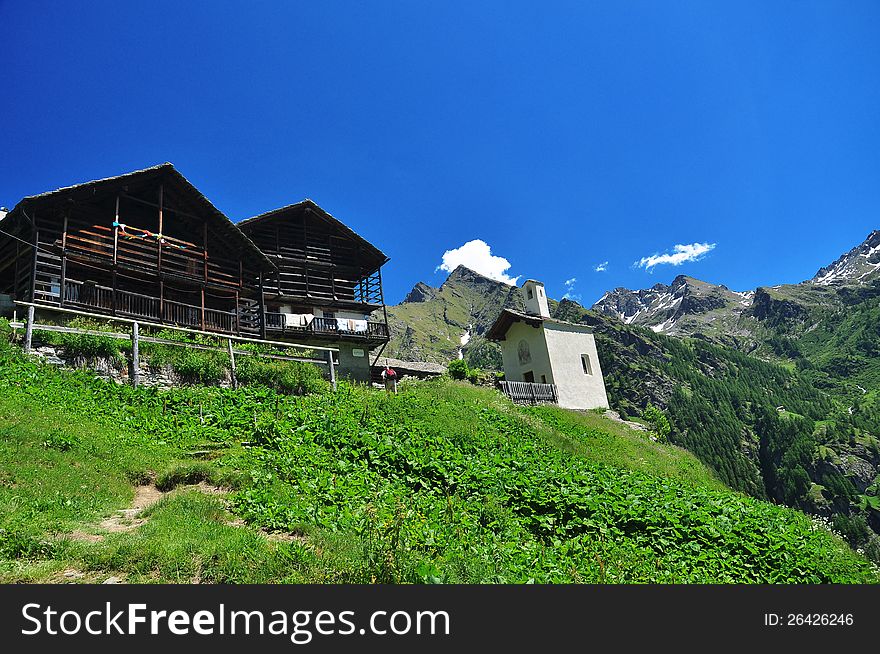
[237,201,390,345]
[0,165,390,346]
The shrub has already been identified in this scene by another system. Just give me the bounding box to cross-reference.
[236,356,328,395]
[43,331,123,361]
[642,404,672,442]
[144,344,227,385]
[447,359,469,380]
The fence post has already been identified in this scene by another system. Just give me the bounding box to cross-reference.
[24,305,35,353]
[327,349,337,392]
[227,339,238,390]
[131,321,140,388]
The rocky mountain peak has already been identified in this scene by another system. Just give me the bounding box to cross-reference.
[403,281,437,304]
[812,230,880,286]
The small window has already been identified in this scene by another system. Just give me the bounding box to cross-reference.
[581,354,593,375]
[523,371,535,382]
[538,288,543,297]
[540,374,547,384]
[527,288,534,300]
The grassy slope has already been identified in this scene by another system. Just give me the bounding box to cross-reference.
[0,337,876,583]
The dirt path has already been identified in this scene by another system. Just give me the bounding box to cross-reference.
[68,481,225,542]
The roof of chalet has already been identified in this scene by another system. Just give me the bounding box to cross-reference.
[5,163,276,271]
[485,308,594,342]
[237,200,389,272]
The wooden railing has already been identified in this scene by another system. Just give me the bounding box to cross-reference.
[59,280,387,340]
[264,312,389,340]
[499,381,558,405]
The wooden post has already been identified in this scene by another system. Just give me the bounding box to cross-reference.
[327,349,337,391]
[112,195,119,315]
[227,339,237,390]
[234,290,241,335]
[378,267,389,336]
[203,221,208,284]
[59,212,68,305]
[30,229,39,302]
[157,183,163,273]
[24,305,34,353]
[258,272,267,340]
[200,287,206,330]
[130,321,140,387]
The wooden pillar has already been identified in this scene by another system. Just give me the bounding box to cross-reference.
[24,305,34,353]
[159,280,165,322]
[258,272,267,340]
[157,183,164,273]
[234,290,241,335]
[378,267,389,336]
[203,221,208,284]
[327,349,336,392]
[200,287,206,330]
[59,212,68,305]
[14,241,20,299]
[131,321,140,388]
[112,195,119,315]
[30,227,39,303]
[227,339,238,390]
[303,216,310,296]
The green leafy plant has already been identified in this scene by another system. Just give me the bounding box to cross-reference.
[447,359,469,380]
[641,404,671,443]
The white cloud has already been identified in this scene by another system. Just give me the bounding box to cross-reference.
[436,239,520,285]
[635,242,716,272]
[594,261,608,272]
[562,277,581,301]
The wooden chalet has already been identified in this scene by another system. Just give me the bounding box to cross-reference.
[0,163,274,336]
[236,200,390,349]
[0,165,392,381]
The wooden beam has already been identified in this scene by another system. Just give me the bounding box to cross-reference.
[29,224,38,303]
[24,304,34,353]
[227,338,237,389]
[203,220,209,284]
[112,196,119,315]
[258,272,267,340]
[157,183,163,273]
[59,212,68,305]
[326,349,336,391]
[131,321,140,387]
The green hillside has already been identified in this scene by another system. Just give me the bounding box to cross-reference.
[381,269,880,561]
[0,325,876,583]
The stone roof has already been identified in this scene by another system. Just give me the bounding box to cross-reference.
[485,308,593,341]
[374,356,446,375]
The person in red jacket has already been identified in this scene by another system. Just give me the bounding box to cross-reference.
[381,365,398,394]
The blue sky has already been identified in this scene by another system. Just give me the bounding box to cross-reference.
[2,2,879,305]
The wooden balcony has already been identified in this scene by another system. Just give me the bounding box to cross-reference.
[264,312,389,342]
[63,279,244,334]
[498,380,558,405]
[55,279,388,342]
